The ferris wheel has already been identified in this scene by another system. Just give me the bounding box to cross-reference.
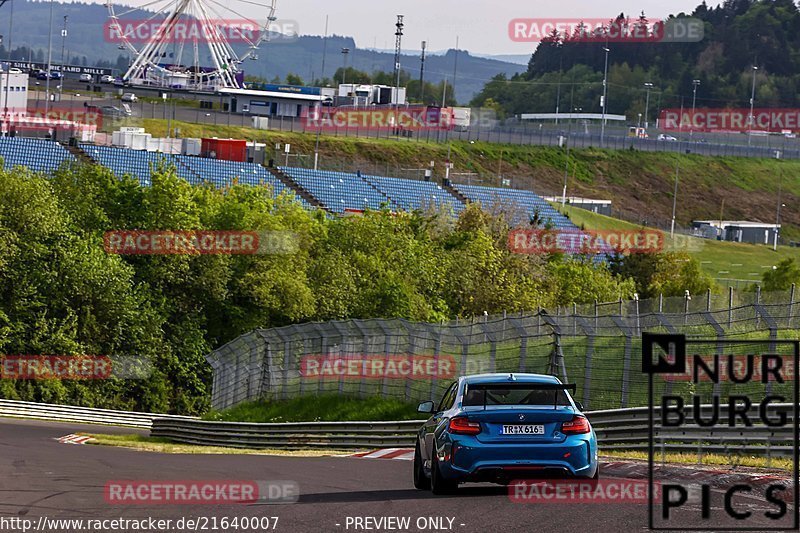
[106,0,277,90]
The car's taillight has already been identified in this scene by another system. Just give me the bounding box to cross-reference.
[562,416,591,434]
[448,416,481,435]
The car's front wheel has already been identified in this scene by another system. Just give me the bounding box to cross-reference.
[430,451,457,495]
[413,442,430,490]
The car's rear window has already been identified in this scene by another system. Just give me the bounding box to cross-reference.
[462,385,571,407]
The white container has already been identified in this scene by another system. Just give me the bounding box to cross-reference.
[131,133,151,150]
[182,138,202,156]
[251,116,269,130]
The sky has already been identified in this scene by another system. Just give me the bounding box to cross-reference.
[267,0,711,56]
[84,0,715,57]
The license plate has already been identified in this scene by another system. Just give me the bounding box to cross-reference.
[501,424,545,435]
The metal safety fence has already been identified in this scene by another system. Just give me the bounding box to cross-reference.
[207,287,800,411]
[151,404,796,459]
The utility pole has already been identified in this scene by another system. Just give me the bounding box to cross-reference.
[59,15,67,96]
[340,47,349,86]
[748,65,758,147]
[643,82,653,129]
[418,40,426,103]
[671,160,680,238]
[393,14,404,116]
[555,44,563,125]
[690,79,700,139]
[562,78,576,207]
[600,46,609,145]
[672,98,684,238]
[441,36,459,107]
[320,15,329,82]
[774,169,783,251]
[44,0,54,114]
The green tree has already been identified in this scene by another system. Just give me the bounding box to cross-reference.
[762,258,800,291]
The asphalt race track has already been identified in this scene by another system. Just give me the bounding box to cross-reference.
[0,419,791,533]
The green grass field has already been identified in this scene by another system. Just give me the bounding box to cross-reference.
[203,394,422,423]
[557,205,798,284]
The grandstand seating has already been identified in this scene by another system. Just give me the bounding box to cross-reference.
[279,167,392,213]
[453,183,576,229]
[176,155,293,196]
[79,144,194,186]
[362,174,465,214]
[0,137,75,173]
[79,146,302,203]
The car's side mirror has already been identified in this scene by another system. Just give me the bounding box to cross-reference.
[417,401,435,414]
[575,401,584,412]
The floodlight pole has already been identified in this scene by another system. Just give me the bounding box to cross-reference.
[44,0,54,114]
[600,46,609,145]
[748,65,758,148]
[774,170,783,251]
[690,79,700,139]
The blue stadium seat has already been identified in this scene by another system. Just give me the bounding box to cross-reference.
[362,174,465,214]
[78,144,191,187]
[453,182,608,262]
[176,155,298,200]
[0,137,75,173]
[279,167,392,213]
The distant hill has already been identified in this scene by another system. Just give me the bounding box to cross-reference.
[472,0,800,116]
[0,1,523,103]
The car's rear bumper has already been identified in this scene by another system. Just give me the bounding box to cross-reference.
[438,436,597,482]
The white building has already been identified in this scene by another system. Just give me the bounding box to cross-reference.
[0,70,28,115]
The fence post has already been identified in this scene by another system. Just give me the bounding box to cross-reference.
[619,298,623,316]
[537,307,542,335]
[706,288,712,312]
[684,292,691,326]
[789,283,796,329]
[756,285,762,330]
[728,286,734,329]
[594,300,598,331]
[573,302,577,336]
[659,293,663,313]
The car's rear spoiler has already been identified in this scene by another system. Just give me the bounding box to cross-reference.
[465,382,578,410]
[467,383,577,391]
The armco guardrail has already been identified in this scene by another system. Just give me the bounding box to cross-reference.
[592,404,795,457]
[0,399,196,429]
[151,418,424,449]
[152,404,795,454]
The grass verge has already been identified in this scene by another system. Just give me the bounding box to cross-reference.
[602,449,792,472]
[202,394,422,423]
[86,433,354,456]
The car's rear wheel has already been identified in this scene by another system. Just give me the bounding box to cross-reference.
[413,442,430,490]
[430,451,457,495]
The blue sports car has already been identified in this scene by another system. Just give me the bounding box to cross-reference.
[413,373,598,494]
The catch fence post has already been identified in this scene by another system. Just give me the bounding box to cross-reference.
[728,286,734,329]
